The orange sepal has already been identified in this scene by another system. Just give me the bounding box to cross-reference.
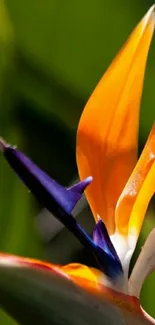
[76,6,155,234]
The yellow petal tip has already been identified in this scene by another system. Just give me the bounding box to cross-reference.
[141,4,155,34]
[145,4,155,21]
[0,137,6,153]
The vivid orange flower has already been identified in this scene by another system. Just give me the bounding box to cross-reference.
[0,5,155,325]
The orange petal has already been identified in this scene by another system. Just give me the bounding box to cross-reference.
[76,6,155,234]
[128,158,155,240]
[62,263,102,288]
[116,123,155,238]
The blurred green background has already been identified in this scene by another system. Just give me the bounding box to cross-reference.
[0,0,155,323]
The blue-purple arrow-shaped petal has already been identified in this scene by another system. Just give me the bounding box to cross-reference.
[0,138,123,280]
[2,142,91,216]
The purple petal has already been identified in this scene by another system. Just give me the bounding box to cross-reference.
[4,147,87,215]
[68,176,92,194]
[2,144,92,249]
[93,219,121,265]
[0,140,123,279]
[1,143,94,247]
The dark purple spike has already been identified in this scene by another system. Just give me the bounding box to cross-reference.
[93,244,123,280]
[93,219,121,265]
[68,176,92,194]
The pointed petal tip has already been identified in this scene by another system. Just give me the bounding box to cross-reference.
[142,4,155,32]
[145,4,155,22]
[0,137,7,153]
[85,176,93,184]
[68,176,93,194]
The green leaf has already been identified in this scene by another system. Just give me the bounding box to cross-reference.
[4,0,155,133]
[0,4,43,324]
[0,258,146,325]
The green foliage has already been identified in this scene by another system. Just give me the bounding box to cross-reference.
[0,0,155,323]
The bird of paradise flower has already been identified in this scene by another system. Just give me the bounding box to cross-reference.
[0,5,155,325]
